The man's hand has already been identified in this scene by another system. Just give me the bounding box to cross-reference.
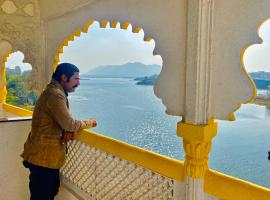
[89,119,97,127]
[61,131,74,144]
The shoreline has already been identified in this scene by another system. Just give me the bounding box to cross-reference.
[251,96,270,106]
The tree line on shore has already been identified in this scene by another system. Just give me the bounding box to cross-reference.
[5,66,270,110]
[6,66,37,111]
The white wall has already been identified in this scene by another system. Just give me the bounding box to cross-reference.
[0,120,31,200]
[0,120,78,200]
[57,186,80,200]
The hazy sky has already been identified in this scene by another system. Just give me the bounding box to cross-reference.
[244,19,270,72]
[6,22,161,74]
[6,51,32,71]
[5,19,270,73]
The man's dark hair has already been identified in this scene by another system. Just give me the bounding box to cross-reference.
[52,63,79,82]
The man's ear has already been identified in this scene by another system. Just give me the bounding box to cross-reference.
[61,74,67,82]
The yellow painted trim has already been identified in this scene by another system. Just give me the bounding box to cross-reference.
[2,103,32,116]
[74,28,81,37]
[74,128,270,199]
[1,102,185,181]
[133,26,142,33]
[63,38,69,46]
[58,46,64,54]
[226,43,256,121]
[144,37,153,42]
[228,113,236,121]
[53,61,58,71]
[216,18,266,121]
[54,54,60,63]
[75,129,185,182]
[121,22,130,30]
[205,169,270,200]
[240,46,257,104]
[177,120,218,178]
[110,21,119,28]
[82,19,94,33]
[0,49,12,103]
[225,18,268,121]
[69,34,75,41]
[229,17,270,120]
[177,120,218,141]
[101,19,109,28]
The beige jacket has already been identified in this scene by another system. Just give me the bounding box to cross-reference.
[21,79,93,169]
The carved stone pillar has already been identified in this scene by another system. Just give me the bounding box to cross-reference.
[181,0,215,198]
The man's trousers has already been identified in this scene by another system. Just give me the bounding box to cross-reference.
[23,161,60,200]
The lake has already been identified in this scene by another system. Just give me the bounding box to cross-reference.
[69,78,270,188]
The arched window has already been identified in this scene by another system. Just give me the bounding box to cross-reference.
[57,20,182,159]
[5,51,37,110]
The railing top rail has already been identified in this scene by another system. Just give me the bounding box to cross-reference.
[2,103,33,117]
[205,169,270,199]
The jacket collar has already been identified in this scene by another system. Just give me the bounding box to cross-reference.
[50,79,68,96]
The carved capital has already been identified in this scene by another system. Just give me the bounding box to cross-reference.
[177,119,217,178]
[183,139,211,178]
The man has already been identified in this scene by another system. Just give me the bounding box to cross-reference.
[21,63,97,200]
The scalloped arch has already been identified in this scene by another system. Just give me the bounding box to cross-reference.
[225,37,259,120]
[227,18,267,120]
[225,17,270,121]
[52,19,156,71]
[0,48,12,103]
[0,48,36,105]
[239,17,269,102]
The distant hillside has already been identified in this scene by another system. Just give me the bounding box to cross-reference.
[249,71,270,80]
[84,62,161,78]
[252,79,270,90]
[249,71,270,89]
[135,74,159,86]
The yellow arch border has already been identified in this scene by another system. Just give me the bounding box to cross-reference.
[0,47,34,115]
[228,44,257,121]
[228,18,270,121]
[0,49,12,103]
[52,19,156,71]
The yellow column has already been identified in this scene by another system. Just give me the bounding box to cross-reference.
[177,119,218,179]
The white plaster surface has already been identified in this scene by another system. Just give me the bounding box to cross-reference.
[40,0,187,111]
[38,0,270,121]
[57,185,81,200]
[0,120,31,200]
[0,40,12,91]
[0,120,80,200]
[173,180,185,200]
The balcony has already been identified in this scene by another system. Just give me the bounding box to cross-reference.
[1,103,270,200]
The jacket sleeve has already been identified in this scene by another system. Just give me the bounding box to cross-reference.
[46,91,93,132]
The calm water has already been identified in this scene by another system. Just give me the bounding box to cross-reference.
[69,78,270,188]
